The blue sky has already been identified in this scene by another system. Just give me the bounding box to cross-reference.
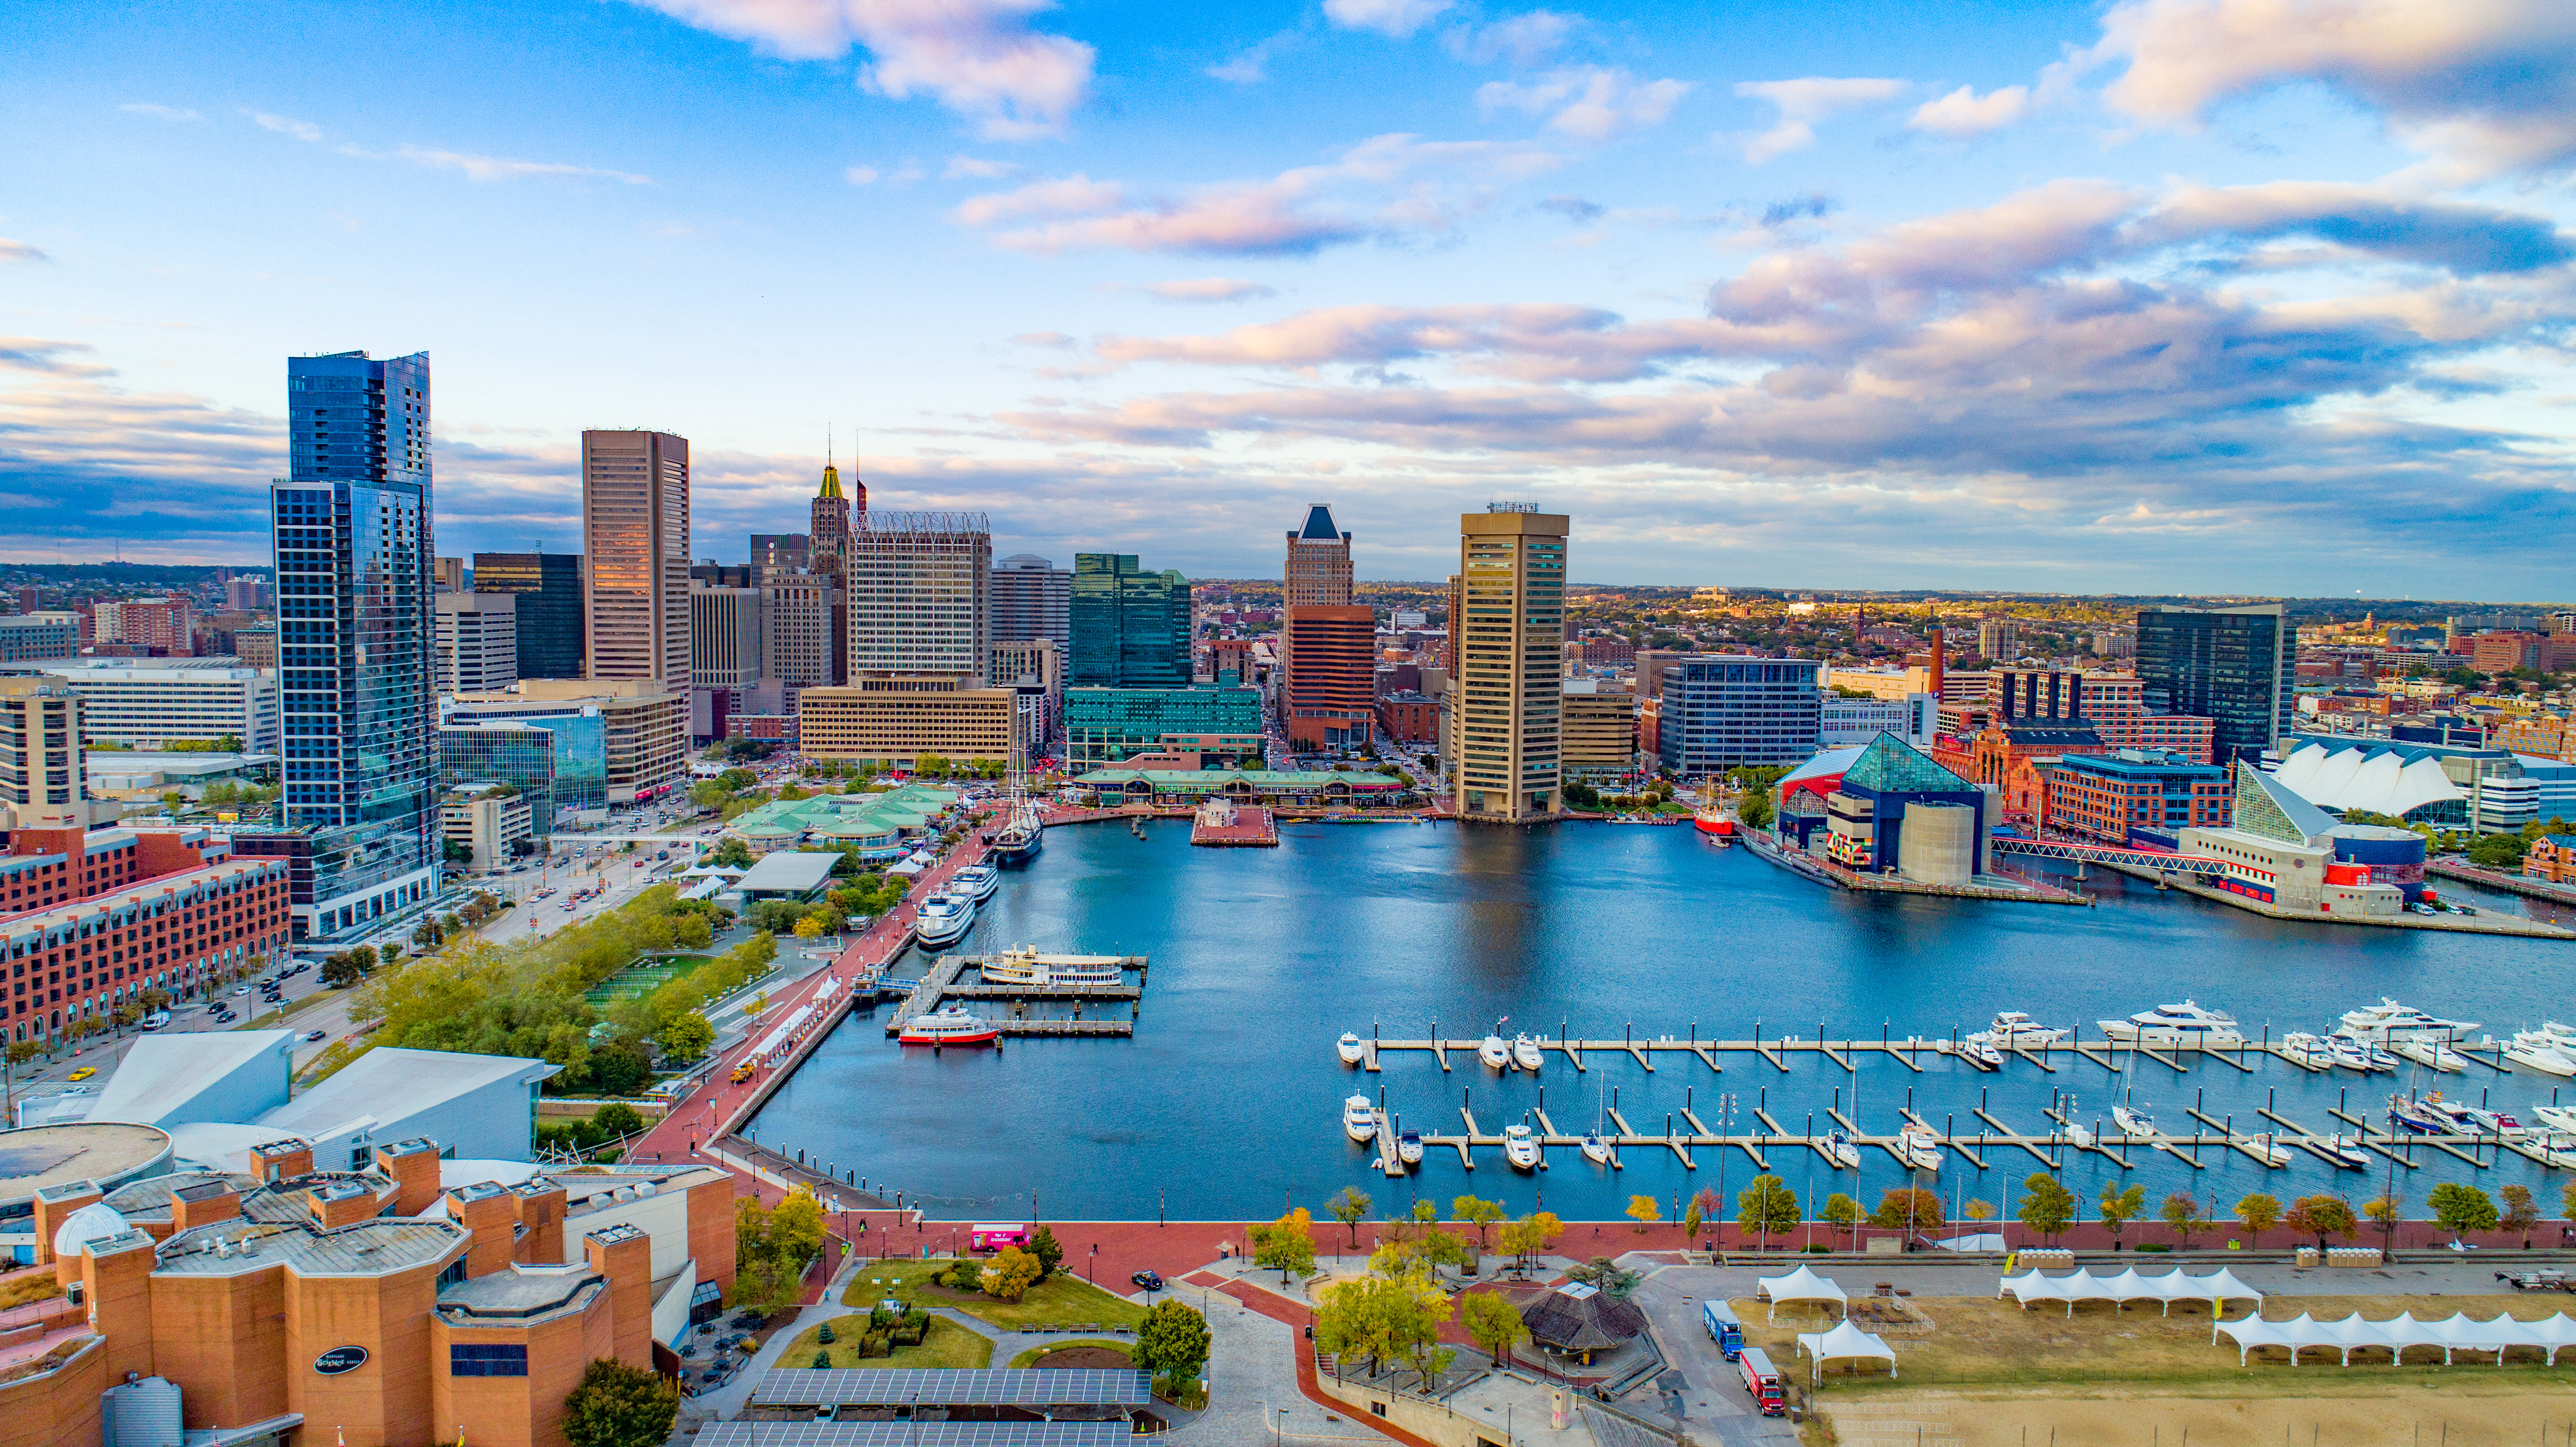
[3,0,2572,597]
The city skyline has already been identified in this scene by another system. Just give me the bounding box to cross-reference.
[3,1,2573,594]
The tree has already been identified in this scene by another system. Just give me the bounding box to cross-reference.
[1327,1187,1373,1249]
[2286,1193,2356,1248]
[1133,1299,1211,1394]
[1681,1195,1702,1242]
[1494,1211,1561,1277]
[1736,1175,1800,1247]
[1737,790,1775,830]
[1315,1273,1451,1381]
[1821,1192,1861,1245]
[322,954,367,988]
[2160,1192,2205,1250]
[2235,1193,2281,1248]
[980,1246,1041,1301]
[709,837,754,869]
[2097,1184,2147,1248]
[2363,1192,2404,1241]
[1460,1290,1529,1367]
[1566,1257,1640,1299]
[1452,1195,1506,1249]
[2018,1173,2075,1243]
[592,1102,645,1139]
[1871,1188,1943,1235]
[657,1011,715,1062]
[793,913,826,940]
[1250,1209,1317,1283]
[2500,1185,2540,1249]
[2428,1182,2499,1239]
[1965,1199,1997,1226]
[1626,1195,1663,1233]
[1026,1224,1065,1281]
[562,1357,679,1447]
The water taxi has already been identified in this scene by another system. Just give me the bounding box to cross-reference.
[897,1007,999,1047]
[977,945,1124,988]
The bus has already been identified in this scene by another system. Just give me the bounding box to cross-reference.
[1701,1300,1743,1361]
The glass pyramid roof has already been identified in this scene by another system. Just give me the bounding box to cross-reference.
[2232,761,2335,845]
[1297,504,1342,541]
[1842,733,1974,794]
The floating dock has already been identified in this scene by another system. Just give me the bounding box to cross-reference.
[1190,802,1278,847]
[1338,1029,2522,1077]
[885,950,1150,1037]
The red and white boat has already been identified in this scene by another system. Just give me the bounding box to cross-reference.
[897,1006,1000,1047]
[1693,806,1736,838]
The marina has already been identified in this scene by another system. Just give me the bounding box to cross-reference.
[881,947,1149,1038]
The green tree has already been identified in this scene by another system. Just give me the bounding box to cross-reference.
[709,836,754,869]
[1327,1186,1373,1249]
[2235,1192,2281,1248]
[1250,1209,1317,1283]
[2501,1184,2541,1248]
[1133,1299,1211,1394]
[1314,1274,1450,1381]
[1681,1194,1702,1241]
[2018,1173,2075,1243]
[1820,1192,1861,1245]
[1459,1290,1529,1367]
[2159,1192,2205,1250]
[657,1011,715,1062]
[1736,1175,1800,1246]
[592,1102,645,1138]
[1026,1224,1065,1281]
[561,1357,679,1447]
[2428,1182,2499,1239]
[1566,1257,1640,1299]
[2097,1184,2147,1248]
[1871,1188,1943,1234]
[2284,1193,2357,1248]
[1451,1195,1506,1249]
[1737,790,1775,830]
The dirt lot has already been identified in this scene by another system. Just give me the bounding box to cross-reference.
[1822,1385,2576,1447]
[1027,1345,1132,1370]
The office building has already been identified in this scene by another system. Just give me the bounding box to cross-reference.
[2136,604,2293,765]
[1284,505,1354,607]
[470,552,583,680]
[1284,605,1375,751]
[798,676,1016,769]
[991,638,1061,750]
[0,679,83,830]
[811,461,857,574]
[433,593,517,696]
[1376,690,1439,745]
[845,511,991,681]
[991,553,1072,648]
[581,429,690,690]
[2042,749,2231,846]
[1451,507,1568,822]
[759,571,841,695]
[1559,681,1636,781]
[439,722,565,828]
[1821,692,1935,747]
[447,680,685,807]
[751,533,810,577]
[440,783,532,871]
[1978,619,2019,662]
[432,556,467,593]
[0,613,80,664]
[688,584,764,691]
[1070,553,1189,687]
[1655,655,1822,774]
[688,562,755,589]
[1064,684,1264,768]
[37,661,282,754]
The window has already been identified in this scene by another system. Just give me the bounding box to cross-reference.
[450,1343,527,1377]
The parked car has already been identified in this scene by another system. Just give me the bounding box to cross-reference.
[1130,1269,1164,1292]
[304,1029,328,1043]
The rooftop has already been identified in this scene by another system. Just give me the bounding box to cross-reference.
[256,1047,557,1140]
[82,1030,294,1127]
[735,850,842,896]
[0,1124,173,1207]
[154,1217,464,1279]
[436,1263,603,1322]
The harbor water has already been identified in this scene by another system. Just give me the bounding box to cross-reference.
[749,819,2576,1222]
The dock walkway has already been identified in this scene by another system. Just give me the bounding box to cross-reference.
[886,951,1151,1038]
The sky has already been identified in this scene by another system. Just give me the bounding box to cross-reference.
[2,0,2573,598]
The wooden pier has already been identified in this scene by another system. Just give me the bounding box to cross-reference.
[885,951,1150,1036]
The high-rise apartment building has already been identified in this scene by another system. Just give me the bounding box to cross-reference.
[1978,619,2020,662]
[582,429,690,690]
[0,613,80,663]
[1451,506,1568,822]
[846,511,991,681]
[471,552,584,679]
[0,678,84,829]
[2136,604,2293,765]
[92,598,196,656]
[253,349,440,942]
[1070,554,1189,687]
[689,584,766,691]
[991,554,1072,649]
[1560,680,1637,781]
[433,593,518,695]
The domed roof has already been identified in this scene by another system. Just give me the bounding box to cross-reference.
[52,1201,131,1258]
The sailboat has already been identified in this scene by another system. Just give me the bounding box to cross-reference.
[1581,1082,1614,1164]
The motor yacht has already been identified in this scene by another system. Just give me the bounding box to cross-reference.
[2099,1000,2243,1048]
[2279,1033,2337,1069]
[2535,1104,2576,1135]
[2323,1134,2370,1169]
[1897,1122,1945,1171]
[1344,1095,1379,1143]
[951,863,1000,903]
[2247,1133,2293,1167]
[2507,1031,2576,1077]
[1581,1134,1613,1165]
[1503,1122,1541,1170]
[896,1006,999,1047]
[2455,1103,2522,1136]
[1978,1011,2069,1048]
[1958,1035,2004,1069]
[1337,1032,1367,1066]
[2327,1032,2400,1072]
[1397,1129,1424,1165]
[2339,999,2477,1042]
[2111,1105,2156,1139]
[1512,1034,1545,1072]
[2392,1037,2469,1073]
[978,945,1125,988]
[913,891,975,949]
[1820,1131,1861,1169]
[1478,1033,1512,1069]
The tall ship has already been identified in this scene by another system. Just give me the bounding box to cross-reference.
[991,799,1045,866]
[977,945,1127,988]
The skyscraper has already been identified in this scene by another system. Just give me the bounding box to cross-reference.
[2135,604,2293,765]
[434,592,518,694]
[1281,504,1371,751]
[845,510,991,679]
[582,430,690,690]
[471,551,584,679]
[991,554,1072,649]
[1284,504,1354,607]
[812,460,857,573]
[252,349,441,941]
[1451,505,1568,822]
[1069,553,1189,687]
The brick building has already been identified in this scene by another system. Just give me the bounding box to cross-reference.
[2041,749,2232,845]
[1375,691,1440,745]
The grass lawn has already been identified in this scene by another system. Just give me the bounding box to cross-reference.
[840,1258,1147,1332]
[783,1314,991,1370]
[1006,1340,1132,1370]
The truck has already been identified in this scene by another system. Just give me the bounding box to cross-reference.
[1738,1346,1784,1416]
[1701,1300,1743,1361]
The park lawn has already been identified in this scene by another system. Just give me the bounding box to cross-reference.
[1006,1340,1132,1370]
[840,1258,1147,1332]
[784,1314,991,1370]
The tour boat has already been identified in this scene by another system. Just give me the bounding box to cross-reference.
[1344,1095,1379,1143]
[991,803,1044,866]
[2507,1031,2576,1077]
[897,1007,999,1047]
[2111,1105,2156,1139]
[1337,1032,1367,1066]
[1478,1033,1512,1069]
[913,891,975,949]
[1512,1034,1545,1072]
[952,864,1000,903]
[2099,1000,2243,1048]
[2324,1134,2370,1168]
[2247,1132,2293,1167]
[1581,1134,1613,1165]
[2279,1033,2337,1069]
[1693,807,1737,838]
[2339,999,2477,1042]
[977,945,1124,988]
[1503,1122,1541,1170]
[1897,1122,1945,1171]
[1819,1131,1861,1169]
[2392,1037,2469,1073]
[1975,1011,2069,1049]
[1397,1129,1424,1165]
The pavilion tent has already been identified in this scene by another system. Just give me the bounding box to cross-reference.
[2522,1314,2576,1365]
[1755,1265,1848,1321]
[2215,1314,2301,1364]
[1795,1319,1896,1378]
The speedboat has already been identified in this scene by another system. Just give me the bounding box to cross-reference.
[1581,1134,1613,1165]
[2328,1032,2400,1071]
[951,863,1000,902]
[1503,1122,1541,1170]
[1897,1122,1944,1171]
[2535,1104,2576,1135]
[2247,1132,2293,1167]
[2323,1134,2370,1168]
[1819,1131,1861,1169]
[2455,1103,2522,1136]
[1957,1035,2004,1069]
[1478,1033,1511,1069]
[913,891,975,949]
[897,1006,999,1046]
[2279,1033,2337,1069]
[2507,1031,2576,1077]
[2339,999,2477,1042]
[1344,1095,1379,1143]
[2099,1000,2243,1048]
[2111,1105,2156,1139]
[1512,1034,1545,1072]
[1979,1011,2069,1048]
[1337,1032,1366,1066]
[1397,1129,1424,1165]
[2392,1037,2468,1073]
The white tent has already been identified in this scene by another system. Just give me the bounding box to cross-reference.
[2006,1267,2262,1318]
[1755,1265,1848,1321]
[2217,1310,2573,1366]
[2215,1314,2304,1365]
[1795,1318,1896,1377]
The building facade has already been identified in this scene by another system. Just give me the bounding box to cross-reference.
[433,593,518,696]
[759,571,841,697]
[91,599,196,657]
[1064,685,1264,768]
[1559,682,1636,781]
[40,662,283,755]
[1820,693,1935,748]
[797,677,1016,768]
[446,681,683,806]
[687,584,764,692]
[2040,749,2231,845]
[2136,604,2292,765]
[1284,605,1375,751]
[581,430,690,690]
[0,679,83,830]
[990,554,1071,650]
[1655,655,1822,774]
[440,786,532,871]
[1451,508,1568,822]
[751,533,810,578]
[469,553,582,680]
[845,511,991,682]
[1376,690,1439,745]
[1070,554,1189,688]
[0,614,80,664]
[439,723,562,830]
[0,837,288,1040]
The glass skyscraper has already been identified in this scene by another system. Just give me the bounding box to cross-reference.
[244,350,441,942]
[471,551,584,678]
[2135,604,2292,766]
[1069,553,1190,687]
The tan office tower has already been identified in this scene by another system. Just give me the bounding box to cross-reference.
[1284,504,1353,607]
[1451,505,1568,822]
[846,510,991,682]
[1282,504,1370,751]
[582,429,690,688]
[0,678,83,829]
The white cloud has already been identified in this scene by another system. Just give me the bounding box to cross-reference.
[1208,50,1268,84]
[119,103,204,123]
[944,155,1020,179]
[247,111,322,143]
[624,0,1095,140]
[1323,0,1453,39]
[1447,10,1579,66]
[1145,278,1280,303]
[1479,66,1691,141]
[1732,77,1905,163]
[954,173,1127,227]
[846,164,883,185]
[358,145,652,184]
[0,240,49,264]
[1907,83,2031,137]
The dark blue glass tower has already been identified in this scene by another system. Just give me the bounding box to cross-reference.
[245,350,441,941]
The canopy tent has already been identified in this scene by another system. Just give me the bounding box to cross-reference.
[2216,1310,2576,1366]
[1755,1265,1848,1321]
[1795,1319,1896,1378]
[2001,1267,2264,1317]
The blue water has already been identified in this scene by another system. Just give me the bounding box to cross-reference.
[749,820,2576,1222]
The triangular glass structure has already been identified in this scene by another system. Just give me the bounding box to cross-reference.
[2232,761,2334,844]
[1297,504,1341,540]
[1841,732,1973,794]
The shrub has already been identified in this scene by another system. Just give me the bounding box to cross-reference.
[861,1332,889,1358]
[811,1350,831,1368]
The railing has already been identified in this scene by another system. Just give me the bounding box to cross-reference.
[1991,835,2227,874]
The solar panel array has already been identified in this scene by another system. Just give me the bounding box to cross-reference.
[749,1369,1152,1408]
[698,1422,1131,1447]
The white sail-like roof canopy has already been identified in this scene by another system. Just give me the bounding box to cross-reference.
[1796,1319,1896,1376]
[1755,1264,1848,1320]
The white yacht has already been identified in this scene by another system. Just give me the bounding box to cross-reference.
[1512,1034,1545,1072]
[951,863,1000,902]
[1976,1011,2069,1048]
[2392,1037,2469,1073]
[2247,1132,2293,1167]
[1581,1134,1613,1165]
[1478,1033,1511,1069]
[1503,1122,1541,1170]
[2111,1105,2156,1139]
[1344,1095,1379,1143]
[1397,1129,1424,1165]
[2338,999,2478,1042]
[896,1006,999,1047]
[1897,1122,1945,1171]
[1958,1035,2004,1069]
[1337,1032,1367,1066]
[2327,1032,2399,1071]
[913,891,975,949]
[2099,1000,2244,1048]
[2536,1104,2576,1135]
[978,945,1124,988]
[1819,1131,1861,1169]
[2323,1134,2370,1168]
[2506,1031,2576,1077]
[2279,1033,2337,1069]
